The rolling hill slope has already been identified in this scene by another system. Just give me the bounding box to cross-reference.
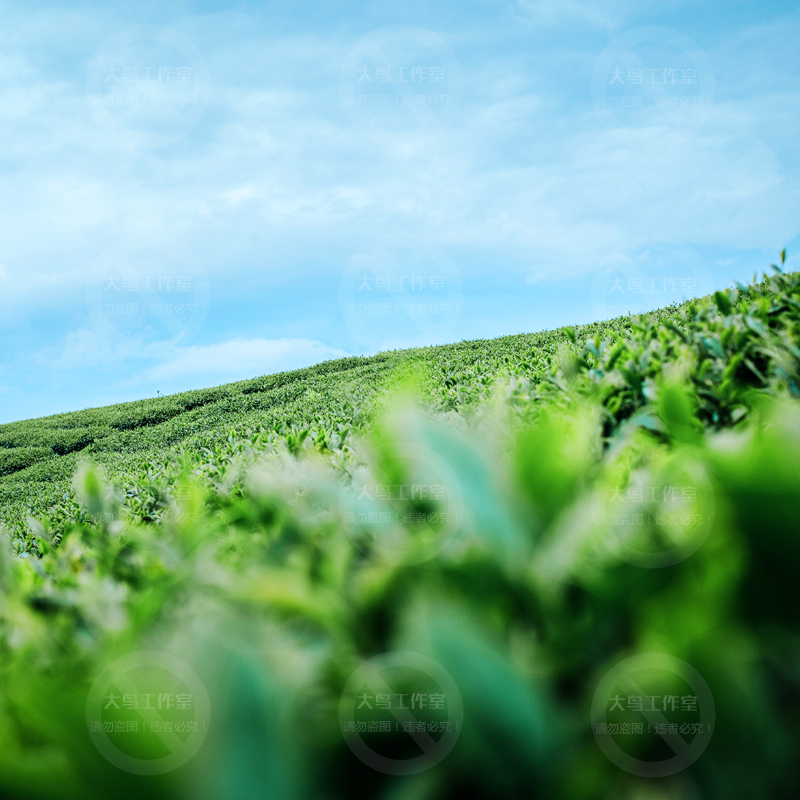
[0,313,641,536]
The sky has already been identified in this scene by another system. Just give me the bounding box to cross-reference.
[0,0,798,424]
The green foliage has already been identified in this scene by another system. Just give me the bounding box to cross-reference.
[0,261,798,798]
[0,446,53,476]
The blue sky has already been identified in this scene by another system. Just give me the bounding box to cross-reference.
[1,0,798,423]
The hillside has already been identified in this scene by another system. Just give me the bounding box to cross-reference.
[0,259,798,799]
[0,311,646,539]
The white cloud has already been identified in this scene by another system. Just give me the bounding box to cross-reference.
[514,0,618,31]
[32,327,349,378]
[113,337,350,391]
[221,186,262,204]
[30,328,167,371]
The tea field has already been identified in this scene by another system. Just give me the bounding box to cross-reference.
[0,257,798,799]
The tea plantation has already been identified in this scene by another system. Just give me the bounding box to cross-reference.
[0,257,798,799]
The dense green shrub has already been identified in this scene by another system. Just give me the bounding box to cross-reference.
[0,446,53,476]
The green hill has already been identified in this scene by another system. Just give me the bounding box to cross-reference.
[0,311,651,538]
[0,257,798,799]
